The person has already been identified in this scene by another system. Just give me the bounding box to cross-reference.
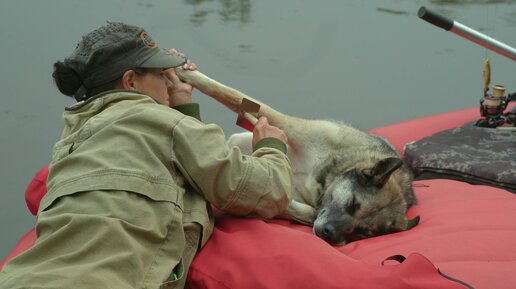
[0,22,293,289]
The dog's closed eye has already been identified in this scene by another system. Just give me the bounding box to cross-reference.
[346,195,360,215]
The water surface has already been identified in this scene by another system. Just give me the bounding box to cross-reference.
[0,0,514,258]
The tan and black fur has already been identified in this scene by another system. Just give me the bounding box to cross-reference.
[177,69,418,245]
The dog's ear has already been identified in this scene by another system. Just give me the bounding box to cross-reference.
[406,215,420,230]
[389,215,420,233]
[358,157,403,188]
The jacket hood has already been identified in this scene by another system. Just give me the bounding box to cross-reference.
[60,90,157,138]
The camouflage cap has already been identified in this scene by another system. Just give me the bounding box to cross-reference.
[68,22,186,100]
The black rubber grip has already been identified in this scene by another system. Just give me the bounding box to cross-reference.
[418,6,454,31]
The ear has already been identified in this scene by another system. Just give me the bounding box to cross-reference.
[121,70,138,90]
[358,157,403,188]
[406,215,420,230]
[390,215,420,233]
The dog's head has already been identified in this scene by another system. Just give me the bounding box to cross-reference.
[313,157,418,245]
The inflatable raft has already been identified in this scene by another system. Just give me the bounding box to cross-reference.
[2,105,515,289]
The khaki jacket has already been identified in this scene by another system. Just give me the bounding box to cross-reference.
[0,90,293,289]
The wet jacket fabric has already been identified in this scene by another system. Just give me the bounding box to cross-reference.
[0,90,293,289]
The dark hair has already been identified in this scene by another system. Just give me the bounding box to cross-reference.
[51,22,143,99]
[52,60,82,97]
[52,22,183,101]
[52,60,122,98]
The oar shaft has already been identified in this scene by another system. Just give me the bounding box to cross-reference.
[418,6,516,61]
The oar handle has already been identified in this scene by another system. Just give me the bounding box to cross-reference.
[243,111,258,125]
[417,6,453,31]
[418,6,516,61]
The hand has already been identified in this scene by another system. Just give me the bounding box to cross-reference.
[165,49,197,107]
[252,116,288,147]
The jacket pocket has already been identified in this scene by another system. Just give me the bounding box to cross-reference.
[159,258,184,289]
[182,189,213,247]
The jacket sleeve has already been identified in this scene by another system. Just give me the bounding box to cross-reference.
[171,103,201,121]
[171,116,293,219]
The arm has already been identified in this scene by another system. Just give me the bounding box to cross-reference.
[171,117,293,219]
[167,51,292,218]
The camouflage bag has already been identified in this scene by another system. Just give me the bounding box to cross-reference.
[404,123,516,193]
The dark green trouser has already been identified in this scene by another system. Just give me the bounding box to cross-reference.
[0,190,188,289]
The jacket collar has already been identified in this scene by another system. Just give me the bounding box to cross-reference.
[60,90,159,137]
[65,89,157,111]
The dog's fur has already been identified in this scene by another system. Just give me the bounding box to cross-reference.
[177,69,418,245]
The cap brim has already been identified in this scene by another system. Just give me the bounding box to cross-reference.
[139,49,186,69]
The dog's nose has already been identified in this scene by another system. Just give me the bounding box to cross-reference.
[317,223,337,242]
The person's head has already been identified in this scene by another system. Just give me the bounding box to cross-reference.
[52,22,186,103]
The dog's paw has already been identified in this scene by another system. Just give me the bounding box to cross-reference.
[282,200,316,226]
[227,132,253,155]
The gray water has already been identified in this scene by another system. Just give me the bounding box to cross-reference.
[0,0,514,260]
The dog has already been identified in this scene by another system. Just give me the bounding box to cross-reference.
[177,69,419,245]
